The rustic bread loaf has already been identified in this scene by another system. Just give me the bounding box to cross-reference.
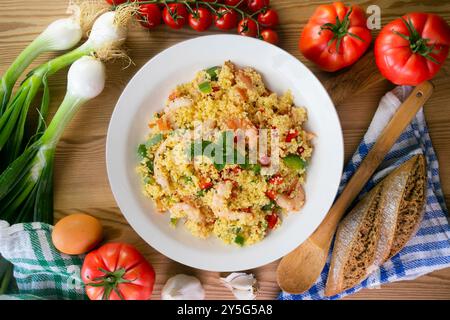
[324,155,426,296]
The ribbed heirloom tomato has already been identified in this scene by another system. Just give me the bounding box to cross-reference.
[375,13,450,85]
[81,243,155,300]
[299,2,372,72]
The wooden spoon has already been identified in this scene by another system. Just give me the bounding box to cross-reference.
[277,81,434,294]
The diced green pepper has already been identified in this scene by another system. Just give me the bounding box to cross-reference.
[198,81,212,94]
[283,154,306,171]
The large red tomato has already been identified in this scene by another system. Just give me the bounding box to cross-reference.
[81,243,155,300]
[299,2,372,72]
[375,13,450,85]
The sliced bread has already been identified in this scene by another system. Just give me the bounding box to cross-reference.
[324,155,427,296]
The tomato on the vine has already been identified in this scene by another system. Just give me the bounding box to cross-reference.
[162,3,188,29]
[258,9,278,28]
[238,18,258,37]
[189,7,213,32]
[261,29,279,44]
[224,0,246,7]
[247,0,269,13]
[375,12,450,85]
[105,0,127,5]
[139,4,162,29]
[81,243,155,300]
[214,8,239,30]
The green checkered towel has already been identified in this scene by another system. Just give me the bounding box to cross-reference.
[0,221,87,300]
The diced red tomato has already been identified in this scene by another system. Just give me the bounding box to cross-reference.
[199,178,213,190]
[268,174,283,185]
[298,146,305,154]
[285,129,299,142]
[231,166,242,174]
[266,213,278,229]
[241,207,252,213]
[265,190,277,200]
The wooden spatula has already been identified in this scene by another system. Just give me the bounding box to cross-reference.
[277,81,434,294]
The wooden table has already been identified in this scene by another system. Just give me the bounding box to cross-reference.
[1,0,450,300]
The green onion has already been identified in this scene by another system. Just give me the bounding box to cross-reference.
[170,218,178,226]
[145,133,163,148]
[0,11,128,167]
[0,17,83,115]
[205,66,220,81]
[198,81,212,94]
[0,56,106,225]
[234,234,245,246]
[0,256,13,294]
[282,154,306,171]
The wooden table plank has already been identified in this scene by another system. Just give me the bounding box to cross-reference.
[1,0,450,300]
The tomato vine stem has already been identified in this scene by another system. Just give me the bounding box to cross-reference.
[112,0,263,37]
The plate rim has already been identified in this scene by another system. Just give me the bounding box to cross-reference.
[106,34,344,271]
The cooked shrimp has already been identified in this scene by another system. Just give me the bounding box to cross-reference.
[225,118,258,146]
[275,181,305,212]
[236,70,254,90]
[211,182,249,220]
[170,202,203,222]
[165,97,193,112]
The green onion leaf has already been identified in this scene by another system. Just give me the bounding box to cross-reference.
[198,81,212,94]
[282,154,306,171]
[145,133,163,148]
[205,66,220,81]
[170,218,178,226]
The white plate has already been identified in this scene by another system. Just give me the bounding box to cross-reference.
[106,35,343,272]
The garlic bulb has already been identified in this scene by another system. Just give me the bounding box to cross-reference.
[220,272,258,300]
[161,274,205,300]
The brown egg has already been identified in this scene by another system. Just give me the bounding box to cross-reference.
[52,213,103,255]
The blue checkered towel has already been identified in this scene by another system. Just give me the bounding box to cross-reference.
[279,85,450,300]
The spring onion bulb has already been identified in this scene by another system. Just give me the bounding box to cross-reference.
[0,10,130,167]
[0,56,105,225]
[0,17,82,115]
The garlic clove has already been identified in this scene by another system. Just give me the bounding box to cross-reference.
[220,272,258,300]
[161,274,205,300]
[233,289,257,300]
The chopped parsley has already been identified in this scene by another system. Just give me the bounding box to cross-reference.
[234,234,245,246]
[137,144,147,159]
